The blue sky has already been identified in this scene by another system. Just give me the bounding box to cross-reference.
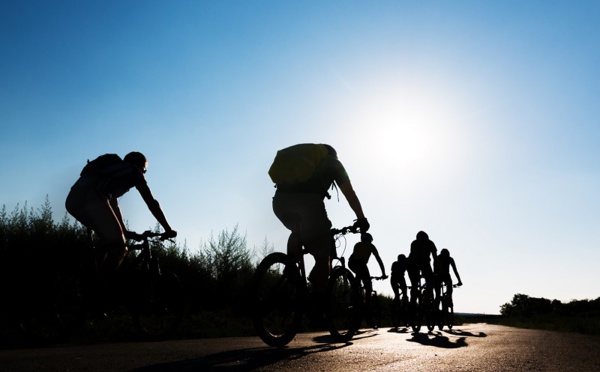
[2,1,599,315]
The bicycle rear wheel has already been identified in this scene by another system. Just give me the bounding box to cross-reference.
[392,297,409,329]
[370,293,382,329]
[410,298,422,333]
[425,295,435,332]
[391,298,400,329]
[447,300,454,330]
[251,252,303,347]
[438,303,446,331]
[327,267,359,342]
[129,269,186,341]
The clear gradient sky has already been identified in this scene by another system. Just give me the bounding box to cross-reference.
[2,1,599,315]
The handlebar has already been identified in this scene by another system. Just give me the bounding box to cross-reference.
[331,225,361,236]
[129,230,176,242]
[370,276,388,281]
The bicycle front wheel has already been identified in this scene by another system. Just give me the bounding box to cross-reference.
[327,267,359,342]
[391,298,401,329]
[251,252,303,347]
[129,269,186,341]
[370,294,382,329]
[410,298,422,333]
[438,303,446,331]
[447,301,454,330]
[425,296,435,332]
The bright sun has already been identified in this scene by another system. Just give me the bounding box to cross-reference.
[341,84,472,191]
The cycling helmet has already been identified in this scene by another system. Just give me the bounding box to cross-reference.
[440,248,450,257]
[398,254,406,262]
[361,232,373,242]
[124,151,148,173]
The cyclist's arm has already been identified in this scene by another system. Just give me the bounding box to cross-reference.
[450,258,463,285]
[372,247,387,278]
[337,181,365,220]
[137,183,175,233]
[109,197,127,233]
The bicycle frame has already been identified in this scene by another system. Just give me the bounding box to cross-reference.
[126,232,166,276]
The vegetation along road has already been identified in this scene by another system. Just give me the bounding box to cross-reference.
[1,324,599,371]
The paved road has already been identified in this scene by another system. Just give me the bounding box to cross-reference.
[1,324,599,371]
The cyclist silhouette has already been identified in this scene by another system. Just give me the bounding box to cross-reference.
[434,248,463,309]
[407,231,437,308]
[348,232,387,316]
[270,144,370,303]
[390,253,408,301]
[66,151,176,275]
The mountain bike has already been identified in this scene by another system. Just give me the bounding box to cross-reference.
[251,224,362,347]
[409,276,435,333]
[391,291,409,330]
[123,231,186,339]
[25,230,187,342]
[437,283,460,331]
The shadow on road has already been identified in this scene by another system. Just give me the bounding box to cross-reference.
[447,328,487,338]
[408,331,468,349]
[407,329,487,349]
[130,340,352,371]
[406,327,487,349]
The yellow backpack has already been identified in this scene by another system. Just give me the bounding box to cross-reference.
[268,144,329,185]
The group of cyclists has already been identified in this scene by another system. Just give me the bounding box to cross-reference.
[66,143,461,330]
[390,231,463,321]
[346,227,463,328]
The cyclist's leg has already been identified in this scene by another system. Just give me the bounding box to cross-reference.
[422,263,434,300]
[362,265,372,304]
[280,194,331,294]
[67,184,126,271]
[306,235,331,295]
[399,276,408,301]
[391,279,400,300]
[407,268,420,307]
[273,192,331,315]
[433,274,442,309]
[446,275,454,297]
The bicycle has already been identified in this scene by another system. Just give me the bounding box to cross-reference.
[409,276,435,333]
[251,224,362,347]
[356,276,385,330]
[391,290,410,330]
[437,283,460,331]
[46,230,186,341]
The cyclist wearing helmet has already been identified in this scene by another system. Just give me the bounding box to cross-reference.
[434,248,463,309]
[66,151,176,274]
[407,231,437,308]
[348,232,387,326]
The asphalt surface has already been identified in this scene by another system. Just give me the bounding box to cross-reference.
[1,324,599,371]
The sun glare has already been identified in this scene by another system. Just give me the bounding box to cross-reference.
[344,85,471,190]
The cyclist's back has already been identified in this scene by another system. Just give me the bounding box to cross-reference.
[348,233,387,292]
[390,254,408,300]
[434,248,462,303]
[407,231,437,303]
